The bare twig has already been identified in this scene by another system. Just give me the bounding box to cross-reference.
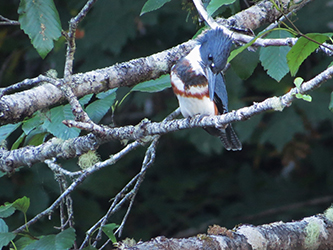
[81,110,178,249]
[13,140,142,234]
[45,158,75,230]
[58,0,98,123]
[89,136,159,249]
[0,15,19,26]
[45,157,83,178]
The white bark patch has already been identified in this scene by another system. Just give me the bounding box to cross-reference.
[238,225,267,250]
[210,235,228,249]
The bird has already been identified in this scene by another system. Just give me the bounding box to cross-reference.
[170,28,242,151]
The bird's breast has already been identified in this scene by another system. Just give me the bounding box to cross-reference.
[171,69,217,117]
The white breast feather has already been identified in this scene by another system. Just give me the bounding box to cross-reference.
[177,94,215,118]
[171,45,215,117]
[185,46,204,75]
[171,72,215,117]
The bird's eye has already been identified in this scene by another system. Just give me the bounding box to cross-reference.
[208,54,213,61]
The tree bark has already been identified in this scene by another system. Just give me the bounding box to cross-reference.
[0,0,313,125]
[116,211,333,250]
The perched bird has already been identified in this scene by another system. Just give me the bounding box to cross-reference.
[170,28,242,151]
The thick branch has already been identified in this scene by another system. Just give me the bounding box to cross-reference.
[116,211,333,250]
[1,63,332,173]
[0,0,307,125]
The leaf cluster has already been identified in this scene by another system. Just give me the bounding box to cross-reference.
[1,0,333,248]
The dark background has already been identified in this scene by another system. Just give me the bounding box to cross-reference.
[1,0,333,244]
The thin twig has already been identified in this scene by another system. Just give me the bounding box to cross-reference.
[0,15,19,25]
[46,159,75,230]
[90,140,157,248]
[13,140,142,234]
[45,158,83,178]
[59,0,98,123]
[116,136,159,237]
[82,110,179,249]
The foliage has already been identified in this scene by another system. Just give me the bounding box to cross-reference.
[140,0,171,16]
[0,196,76,249]
[287,33,333,76]
[18,0,62,58]
[259,30,292,81]
[1,0,333,249]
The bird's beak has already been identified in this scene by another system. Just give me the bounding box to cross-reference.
[206,67,216,101]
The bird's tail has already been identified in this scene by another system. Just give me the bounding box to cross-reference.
[205,124,242,151]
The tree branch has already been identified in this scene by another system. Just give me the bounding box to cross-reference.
[0,0,310,125]
[1,62,333,173]
[12,139,143,234]
[0,15,20,26]
[115,208,333,250]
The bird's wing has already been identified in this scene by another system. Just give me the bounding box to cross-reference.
[213,73,229,114]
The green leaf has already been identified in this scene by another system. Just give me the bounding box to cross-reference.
[24,130,48,146]
[42,106,80,140]
[140,0,171,16]
[23,228,75,250]
[22,112,44,135]
[293,77,312,102]
[18,0,62,59]
[0,123,22,142]
[55,227,76,249]
[131,74,171,93]
[259,30,292,81]
[22,112,49,146]
[11,132,26,150]
[230,49,259,80]
[102,223,119,243]
[96,88,117,99]
[86,89,117,123]
[37,94,92,140]
[0,232,16,248]
[0,204,15,218]
[0,219,9,232]
[287,33,331,76]
[207,0,236,16]
[295,93,312,102]
[328,61,333,68]
[79,94,94,106]
[13,236,35,250]
[0,220,16,249]
[12,196,30,214]
[229,28,291,64]
[294,77,304,88]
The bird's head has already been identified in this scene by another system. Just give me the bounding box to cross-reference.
[198,28,232,74]
[197,28,232,100]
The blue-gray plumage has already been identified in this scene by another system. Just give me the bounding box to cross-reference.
[198,28,232,101]
[171,28,242,151]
